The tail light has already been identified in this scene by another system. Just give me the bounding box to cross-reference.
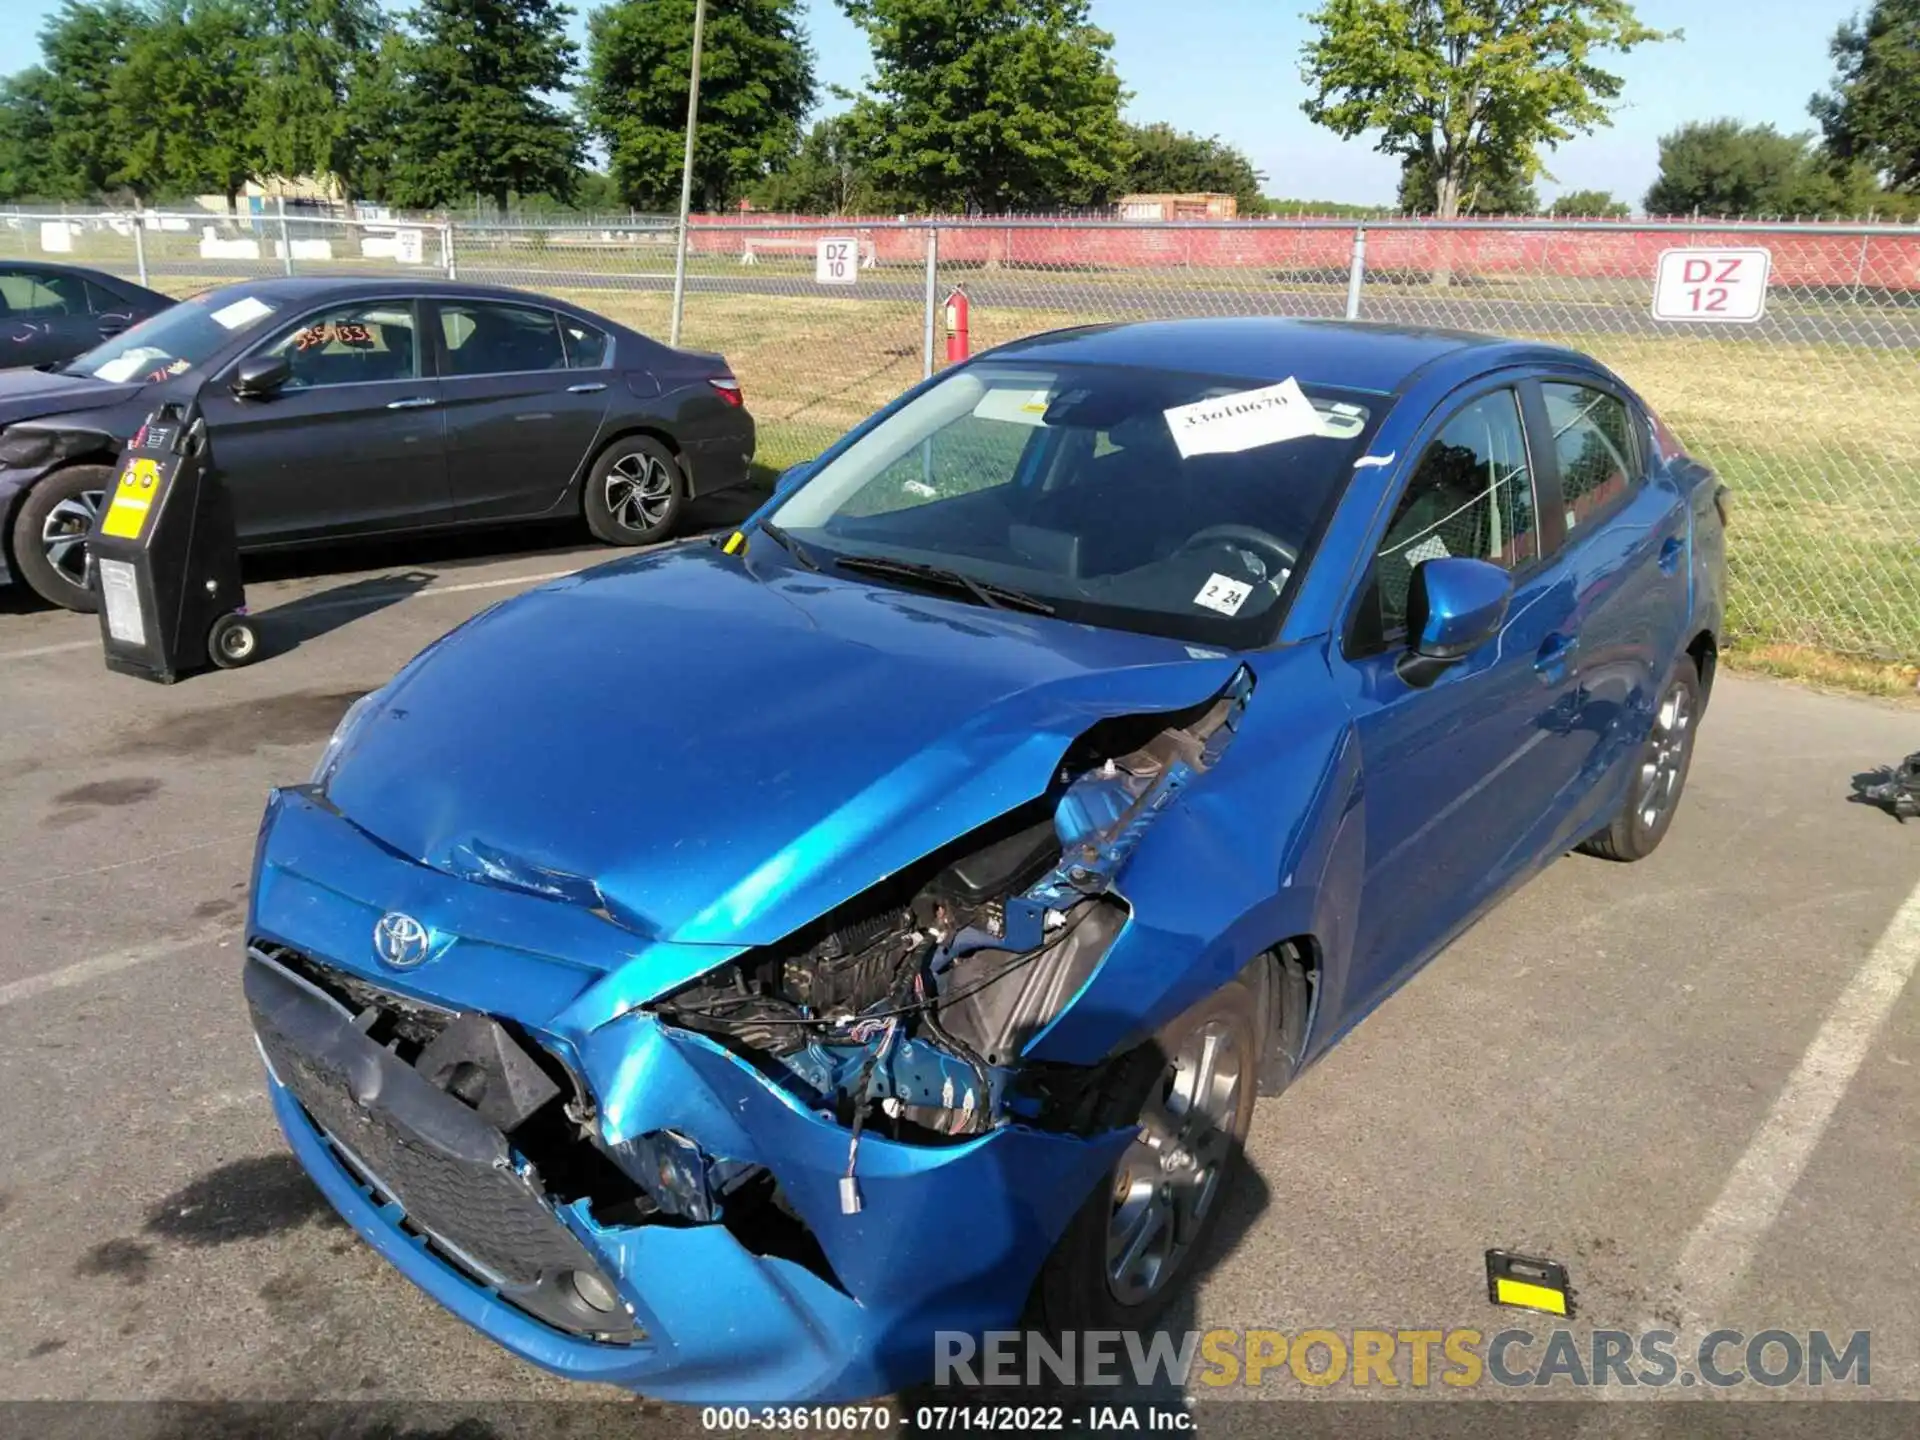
[708,376,744,408]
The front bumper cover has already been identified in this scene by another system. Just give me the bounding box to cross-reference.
[249,794,1132,1402]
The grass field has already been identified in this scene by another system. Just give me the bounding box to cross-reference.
[132,268,1920,672]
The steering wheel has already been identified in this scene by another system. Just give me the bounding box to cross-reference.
[1173,524,1298,585]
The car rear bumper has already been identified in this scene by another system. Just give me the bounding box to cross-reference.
[681,417,756,499]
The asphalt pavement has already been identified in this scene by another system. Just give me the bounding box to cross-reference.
[0,511,1916,1434]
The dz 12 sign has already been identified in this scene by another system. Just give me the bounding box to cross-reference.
[815,237,859,286]
[1652,247,1772,323]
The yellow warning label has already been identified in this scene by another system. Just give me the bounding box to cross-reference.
[101,457,162,540]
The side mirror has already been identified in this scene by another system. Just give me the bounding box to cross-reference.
[231,353,290,398]
[1399,556,1512,684]
[775,459,815,493]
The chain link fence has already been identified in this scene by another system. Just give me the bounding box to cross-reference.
[7,208,1916,663]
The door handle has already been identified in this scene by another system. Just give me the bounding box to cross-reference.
[1534,632,1580,683]
[566,382,607,394]
[386,396,436,410]
[1658,536,1684,574]
[96,320,128,336]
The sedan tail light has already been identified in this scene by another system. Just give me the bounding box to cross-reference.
[708,376,744,408]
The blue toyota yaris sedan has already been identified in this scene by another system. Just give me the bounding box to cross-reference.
[244,318,1726,1401]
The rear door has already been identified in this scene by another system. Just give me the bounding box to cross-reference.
[0,267,102,368]
[1526,372,1691,851]
[1327,380,1588,1008]
[429,299,613,522]
[197,298,453,542]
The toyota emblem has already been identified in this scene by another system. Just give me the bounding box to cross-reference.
[372,911,431,970]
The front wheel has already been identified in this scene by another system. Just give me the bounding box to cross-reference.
[1578,654,1703,862]
[11,464,114,612]
[1030,973,1260,1333]
[583,436,685,546]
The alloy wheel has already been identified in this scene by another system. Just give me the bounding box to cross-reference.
[1105,1019,1245,1307]
[1636,679,1694,829]
[42,489,105,588]
[604,454,674,531]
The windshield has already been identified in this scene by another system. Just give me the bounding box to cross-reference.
[63,290,281,384]
[767,360,1384,646]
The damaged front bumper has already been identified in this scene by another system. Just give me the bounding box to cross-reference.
[247,794,1131,1402]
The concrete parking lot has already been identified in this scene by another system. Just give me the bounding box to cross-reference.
[0,508,1915,1429]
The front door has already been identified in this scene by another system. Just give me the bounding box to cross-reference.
[199,299,452,543]
[429,299,612,522]
[1327,383,1588,1012]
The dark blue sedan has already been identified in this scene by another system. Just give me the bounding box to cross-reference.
[243,318,1726,1400]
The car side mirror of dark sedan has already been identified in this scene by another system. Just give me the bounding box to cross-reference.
[231,353,291,399]
[1397,556,1513,687]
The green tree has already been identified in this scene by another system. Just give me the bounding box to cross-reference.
[1397,152,1538,214]
[584,0,815,211]
[1119,121,1265,213]
[109,0,264,209]
[0,69,61,201]
[750,115,883,213]
[1300,0,1672,220]
[1548,187,1629,217]
[1644,119,1852,217]
[390,0,582,211]
[836,0,1129,213]
[248,0,389,199]
[39,0,151,200]
[1811,0,1920,195]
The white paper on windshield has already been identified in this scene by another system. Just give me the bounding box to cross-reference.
[1164,377,1322,459]
[972,386,1053,427]
[211,296,274,330]
[92,347,165,383]
[1194,573,1254,617]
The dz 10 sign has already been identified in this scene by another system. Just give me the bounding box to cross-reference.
[815,237,859,286]
[1652,247,1772,323]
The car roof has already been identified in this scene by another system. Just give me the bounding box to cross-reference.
[985,317,1592,395]
[200,275,583,307]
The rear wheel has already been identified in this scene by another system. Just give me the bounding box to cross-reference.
[1578,654,1702,862]
[583,436,684,546]
[1030,972,1260,1333]
[11,464,114,612]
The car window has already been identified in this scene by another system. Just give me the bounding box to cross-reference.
[257,303,419,389]
[0,269,89,317]
[439,302,567,376]
[1354,388,1539,651]
[845,411,1035,518]
[1542,382,1639,533]
[84,279,131,315]
[559,315,612,369]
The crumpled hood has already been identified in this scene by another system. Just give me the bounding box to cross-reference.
[0,368,140,429]
[325,545,1238,947]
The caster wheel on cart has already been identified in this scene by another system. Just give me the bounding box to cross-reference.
[207,613,260,669]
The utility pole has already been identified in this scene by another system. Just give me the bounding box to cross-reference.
[668,0,707,349]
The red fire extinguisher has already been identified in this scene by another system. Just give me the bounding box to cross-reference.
[944,286,970,364]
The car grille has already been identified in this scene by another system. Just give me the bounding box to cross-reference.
[247,945,642,1342]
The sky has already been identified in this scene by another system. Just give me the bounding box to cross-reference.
[1,0,1866,209]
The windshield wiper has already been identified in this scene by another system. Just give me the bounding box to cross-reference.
[832,553,1056,615]
[757,519,821,571]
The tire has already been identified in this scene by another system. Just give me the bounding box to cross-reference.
[583,435,685,546]
[1577,654,1703,862]
[10,463,114,612]
[1029,971,1261,1335]
[207,613,260,669]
